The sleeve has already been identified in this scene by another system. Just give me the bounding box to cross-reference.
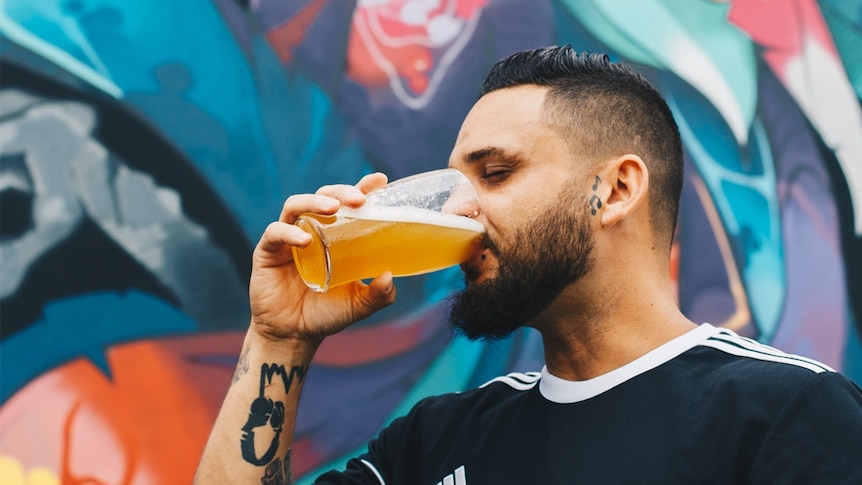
[748,371,862,484]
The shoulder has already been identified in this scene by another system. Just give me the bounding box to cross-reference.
[746,366,862,481]
[684,325,836,389]
[643,324,853,415]
[697,325,835,374]
[666,326,862,439]
[409,370,542,418]
[368,370,541,441]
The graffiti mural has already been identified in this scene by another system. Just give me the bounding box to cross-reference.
[0,0,859,483]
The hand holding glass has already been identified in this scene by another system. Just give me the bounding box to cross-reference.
[292,169,484,292]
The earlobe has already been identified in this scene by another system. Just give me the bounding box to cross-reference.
[598,154,647,228]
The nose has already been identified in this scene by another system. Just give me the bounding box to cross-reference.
[444,196,481,219]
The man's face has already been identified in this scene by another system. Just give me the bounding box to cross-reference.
[447,85,596,340]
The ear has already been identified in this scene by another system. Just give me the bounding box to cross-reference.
[596,154,648,228]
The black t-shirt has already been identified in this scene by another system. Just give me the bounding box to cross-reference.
[315,324,862,484]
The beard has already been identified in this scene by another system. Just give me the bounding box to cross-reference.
[448,197,595,341]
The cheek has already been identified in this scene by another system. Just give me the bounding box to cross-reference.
[483,217,524,259]
[481,197,529,234]
[483,192,550,237]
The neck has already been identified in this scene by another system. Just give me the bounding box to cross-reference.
[532,259,696,381]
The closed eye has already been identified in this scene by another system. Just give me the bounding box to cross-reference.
[462,146,523,185]
[481,167,513,184]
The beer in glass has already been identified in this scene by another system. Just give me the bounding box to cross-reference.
[292,169,483,292]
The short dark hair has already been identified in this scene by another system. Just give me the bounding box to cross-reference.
[481,45,684,248]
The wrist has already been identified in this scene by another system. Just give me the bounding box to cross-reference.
[244,324,322,364]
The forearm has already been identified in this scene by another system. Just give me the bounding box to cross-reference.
[195,327,320,485]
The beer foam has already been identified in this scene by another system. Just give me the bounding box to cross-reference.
[337,205,485,233]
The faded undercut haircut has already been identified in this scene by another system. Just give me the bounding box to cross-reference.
[481,45,684,250]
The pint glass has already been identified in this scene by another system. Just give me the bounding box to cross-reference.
[292,169,484,292]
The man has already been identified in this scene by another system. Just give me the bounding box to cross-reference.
[195,46,862,484]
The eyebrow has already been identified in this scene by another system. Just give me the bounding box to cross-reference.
[464,146,523,165]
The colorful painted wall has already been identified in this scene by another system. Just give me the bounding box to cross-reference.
[1,1,860,483]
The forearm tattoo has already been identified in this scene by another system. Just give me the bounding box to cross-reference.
[239,362,307,481]
[261,449,293,485]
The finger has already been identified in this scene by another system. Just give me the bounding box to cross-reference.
[257,221,311,254]
[316,183,367,209]
[355,172,388,194]
[316,173,387,209]
[279,193,340,224]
